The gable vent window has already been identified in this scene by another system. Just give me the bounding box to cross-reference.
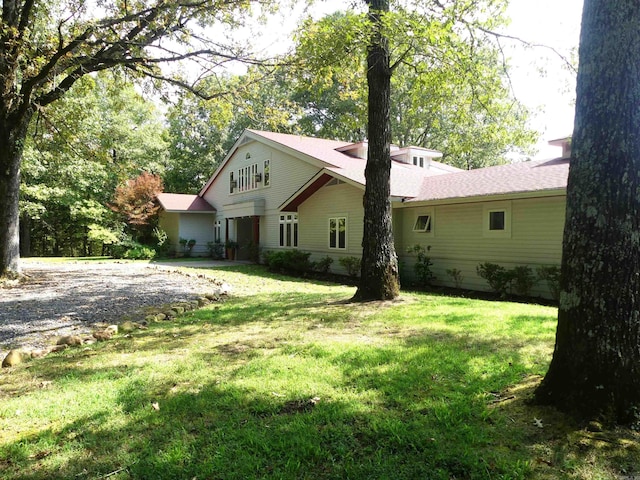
[413,215,432,232]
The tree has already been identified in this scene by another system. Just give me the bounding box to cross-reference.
[109,172,164,243]
[0,0,275,276]
[292,9,535,168]
[534,0,640,423]
[21,73,167,256]
[353,0,400,301]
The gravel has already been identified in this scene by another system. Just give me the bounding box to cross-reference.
[0,261,221,353]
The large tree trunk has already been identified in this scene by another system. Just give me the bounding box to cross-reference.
[353,0,400,301]
[535,0,640,423]
[0,115,31,276]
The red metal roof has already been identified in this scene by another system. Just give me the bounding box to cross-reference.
[157,193,216,212]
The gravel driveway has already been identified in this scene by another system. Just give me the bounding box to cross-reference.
[0,261,224,353]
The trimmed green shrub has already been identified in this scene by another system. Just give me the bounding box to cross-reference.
[339,256,361,277]
[510,265,537,297]
[312,256,333,274]
[407,244,435,287]
[263,250,312,273]
[537,265,561,301]
[476,263,512,297]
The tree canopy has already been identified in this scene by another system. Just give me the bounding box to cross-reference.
[0,0,282,274]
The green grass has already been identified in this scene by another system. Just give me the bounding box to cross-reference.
[2,264,639,479]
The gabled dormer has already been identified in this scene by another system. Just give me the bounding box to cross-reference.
[391,146,443,169]
[335,141,369,159]
[548,137,572,158]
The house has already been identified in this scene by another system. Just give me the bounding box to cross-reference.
[159,129,570,298]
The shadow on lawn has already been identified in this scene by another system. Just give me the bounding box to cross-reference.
[2,289,638,479]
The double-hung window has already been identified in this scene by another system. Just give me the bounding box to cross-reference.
[329,217,347,249]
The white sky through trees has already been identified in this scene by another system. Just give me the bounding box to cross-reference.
[260,0,583,159]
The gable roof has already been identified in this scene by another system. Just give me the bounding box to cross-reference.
[408,157,570,203]
[199,129,459,198]
[157,193,216,213]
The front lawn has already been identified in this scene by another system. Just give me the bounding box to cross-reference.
[1,264,638,479]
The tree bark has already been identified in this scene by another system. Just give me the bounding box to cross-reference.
[535,0,640,423]
[0,113,31,275]
[352,0,400,301]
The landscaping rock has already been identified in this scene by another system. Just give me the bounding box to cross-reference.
[105,325,118,335]
[57,335,83,347]
[30,349,48,359]
[93,330,112,341]
[2,349,23,367]
[119,321,137,333]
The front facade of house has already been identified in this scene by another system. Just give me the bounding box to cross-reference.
[160,129,570,298]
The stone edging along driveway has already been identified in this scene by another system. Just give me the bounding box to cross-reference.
[0,261,230,358]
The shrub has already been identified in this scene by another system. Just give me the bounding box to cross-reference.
[407,244,435,287]
[263,250,312,274]
[112,239,156,260]
[153,227,172,258]
[537,265,561,301]
[179,237,196,257]
[510,265,537,297]
[312,256,333,274]
[339,256,361,277]
[476,263,512,297]
[446,268,464,289]
[207,241,224,260]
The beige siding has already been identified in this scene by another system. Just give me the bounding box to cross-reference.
[202,142,321,249]
[298,182,364,275]
[159,212,180,251]
[396,195,566,298]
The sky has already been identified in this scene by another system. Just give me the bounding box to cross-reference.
[244,0,585,159]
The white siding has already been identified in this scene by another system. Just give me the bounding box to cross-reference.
[179,214,215,255]
[202,142,321,250]
[298,182,364,275]
[396,195,566,298]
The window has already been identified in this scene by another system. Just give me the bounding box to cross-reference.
[279,214,298,247]
[419,157,424,168]
[483,202,511,238]
[413,214,432,232]
[229,172,235,193]
[238,163,259,192]
[329,217,347,249]
[214,221,222,242]
[264,159,270,187]
[489,211,505,231]
[413,156,418,166]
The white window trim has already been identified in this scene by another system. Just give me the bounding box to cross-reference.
[328,216,347,250]
[279,213,298,248]
[412,210,434,236]
[263,159,271,188]
[482,202,512,238]
[214,220,222,243]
